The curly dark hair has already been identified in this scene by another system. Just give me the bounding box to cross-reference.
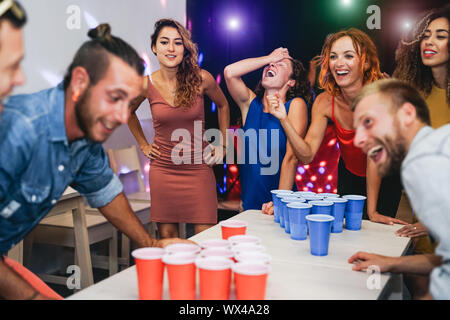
[393,5,450,104]
[254,58,313,106]
[151,19,202,109]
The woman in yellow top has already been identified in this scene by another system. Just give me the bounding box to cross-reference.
[393,5,449,299]
[394,4,449,128]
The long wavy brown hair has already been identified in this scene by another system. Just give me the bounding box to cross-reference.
[151,19,202,109]
[319,28,383,97]
[393,5,450,104]
[254,58,313,106]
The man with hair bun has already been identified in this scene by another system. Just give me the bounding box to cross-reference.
[0,24,191,300]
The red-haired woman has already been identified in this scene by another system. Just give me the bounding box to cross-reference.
[266,28,407,225]
[128,19,230,238]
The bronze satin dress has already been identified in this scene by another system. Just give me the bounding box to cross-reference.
[147,80,217,224]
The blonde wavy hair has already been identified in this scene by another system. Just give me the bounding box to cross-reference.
[151,19,202,109]
[319,28,383,97]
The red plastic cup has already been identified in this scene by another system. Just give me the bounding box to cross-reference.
[162,253,197,300]
[231,243,266,256]
[195,257,233,300]
[199,239,231,250]
[228,235,261,246]
[234,252,272,265]
[132,248,165,300]
[164,243,201,255]
[232,262,271,300]
[219,220,248,240]
[201,247,234,261]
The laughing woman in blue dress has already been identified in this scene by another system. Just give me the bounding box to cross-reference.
[224,48,312,211]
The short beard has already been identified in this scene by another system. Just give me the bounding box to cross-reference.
[379,131,408,177]
[74,87,98,142]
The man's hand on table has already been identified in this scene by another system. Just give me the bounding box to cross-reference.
[348,251,397,273]
[152,238,197,248]
[261,201,274,215]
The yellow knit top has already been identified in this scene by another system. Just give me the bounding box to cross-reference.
[425,85,450,128]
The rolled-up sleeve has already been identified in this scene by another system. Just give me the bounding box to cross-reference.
[71,144,123,208]
[83,174,123,208]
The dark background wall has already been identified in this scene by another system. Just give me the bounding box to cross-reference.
[187,0,448,127]
[186,0,448,197]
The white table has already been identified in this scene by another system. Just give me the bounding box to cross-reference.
[68,210,411,300]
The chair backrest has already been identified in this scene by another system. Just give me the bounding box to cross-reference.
[107,145,145,192]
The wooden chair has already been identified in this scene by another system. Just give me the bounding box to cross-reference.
[7,241,24,265]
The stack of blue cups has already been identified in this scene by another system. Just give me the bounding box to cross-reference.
[271,190,293,223]
[287,202,312,240]
[280,196,305,234]
[342,195,367,231]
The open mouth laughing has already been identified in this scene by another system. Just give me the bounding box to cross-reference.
[367,145,384,163]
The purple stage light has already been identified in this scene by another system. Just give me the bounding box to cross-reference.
[228,17,240,30]
[198,52,204,67]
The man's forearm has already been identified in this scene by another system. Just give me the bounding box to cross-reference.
[98,193,155,248]
[0,258,38,300]
[391,254,442,275]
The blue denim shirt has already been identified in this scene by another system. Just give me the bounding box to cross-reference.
[0,83,123,255]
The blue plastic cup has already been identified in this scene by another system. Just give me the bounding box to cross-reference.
[271,190,293,223]
[345,211,364,230]
[320,193,340,199]
[281,197,305,234]
[287,203,312,240]
[306,214,335,256]
[342,195,367,213]
[293,191,316,197]
[302,194,324,203]
[327,198,348,233]
[309,201,334,215]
